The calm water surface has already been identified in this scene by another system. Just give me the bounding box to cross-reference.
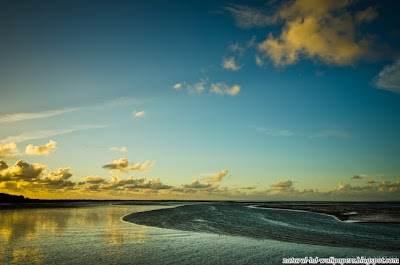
[0,203,399,265]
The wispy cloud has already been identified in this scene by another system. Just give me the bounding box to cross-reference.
[0,97,141,124]
[0,125,107,145]
[222,57,241,71]
[255,55,264,67]
[133,110,146,118]
[225,4,274,29]
[174,79,242,97]
[228,42,245,54]
[374,59,400,94]
[0,108,77,124]
[310,128,350,138]
[359,173,384,178]
[105,97,140,107]
[254,126,294,136]
[187,81,207,94]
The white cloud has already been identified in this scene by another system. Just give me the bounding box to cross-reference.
[374,59,400,94]
[210,82,241,96]
[206,170,229,183]
[0,161,76,191]
[109,147,128,152]
[184,180,214,189]
[46,168,73,181]
[222,57,241,71]
[84,175,171,191]
[140,161,155,171]
[0,143,19,159]
[0,160,46,182]
[225,85,241,96]
[133,111,146,118]
[25,140,56,155]
[0,124,108,145]
[1,158,398,200]
[80,175,107,184]
[0,108,77,124]
[103,158,130,172]
[174,79,242,97]
[173,83,182,90]
[102,158,155,174]
[269,179,294,192]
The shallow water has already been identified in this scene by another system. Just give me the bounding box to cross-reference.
[0,202,399,265]
[124,203,400,251]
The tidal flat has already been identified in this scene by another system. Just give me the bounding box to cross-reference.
[0,202,399,265]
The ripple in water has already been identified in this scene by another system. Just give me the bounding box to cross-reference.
[123,203,400,251]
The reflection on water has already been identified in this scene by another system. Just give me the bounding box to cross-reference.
[0,209,69,241]
[1,203,399,265]
[12,248,44,265]
[0,203,170,265]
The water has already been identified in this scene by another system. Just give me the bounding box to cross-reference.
[124,203,400,251]
[0,202,399,265]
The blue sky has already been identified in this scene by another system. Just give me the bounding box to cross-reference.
[0,0,399,200]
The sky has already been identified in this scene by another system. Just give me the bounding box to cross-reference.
[0,0,399,200]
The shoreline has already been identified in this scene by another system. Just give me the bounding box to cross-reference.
[1,199,400,225]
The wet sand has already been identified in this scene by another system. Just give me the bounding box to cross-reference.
[256,202,400,223]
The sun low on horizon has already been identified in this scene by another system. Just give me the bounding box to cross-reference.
[0,0,399,201]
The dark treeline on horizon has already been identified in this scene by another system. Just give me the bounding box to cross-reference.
[1,193,399,204]
[0,193,37,203]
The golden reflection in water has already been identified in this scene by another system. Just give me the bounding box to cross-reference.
[105,222,150,246]
[13,248,44,265]
[0,210,40,241]
[0,205,157,242]
[105,207,150,245]
[0,204,169,264]
[102,217,150,264]
[76,208,103,228]
[0,209,68,242]
[130,225,149,243]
